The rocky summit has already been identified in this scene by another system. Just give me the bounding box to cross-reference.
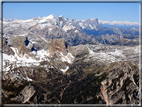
[1,14,140,105]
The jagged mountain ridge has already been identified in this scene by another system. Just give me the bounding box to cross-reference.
[2,14,139,46]
[110,38,139,46]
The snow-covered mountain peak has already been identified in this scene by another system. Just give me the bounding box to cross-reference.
[45,14,55,19]
[90,18,95,20]
[3,18,13,22]
[32,16,41,20]
[81,20,85,22]
[59,15,63,17]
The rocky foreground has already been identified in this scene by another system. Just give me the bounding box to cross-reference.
[1,33,140,105]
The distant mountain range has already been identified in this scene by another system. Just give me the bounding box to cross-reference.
[98,20,139,28]
[1,14,139,46]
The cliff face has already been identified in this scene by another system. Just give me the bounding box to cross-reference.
[48,38,72,55]
[99,61,139,104]
[2,39,15,55]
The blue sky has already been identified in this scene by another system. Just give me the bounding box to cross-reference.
[3,3,139,22]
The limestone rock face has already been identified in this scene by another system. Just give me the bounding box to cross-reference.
[48,38,69,54]
[1,39,15,55]
[99,61,139,104]
[10,83,36,103]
